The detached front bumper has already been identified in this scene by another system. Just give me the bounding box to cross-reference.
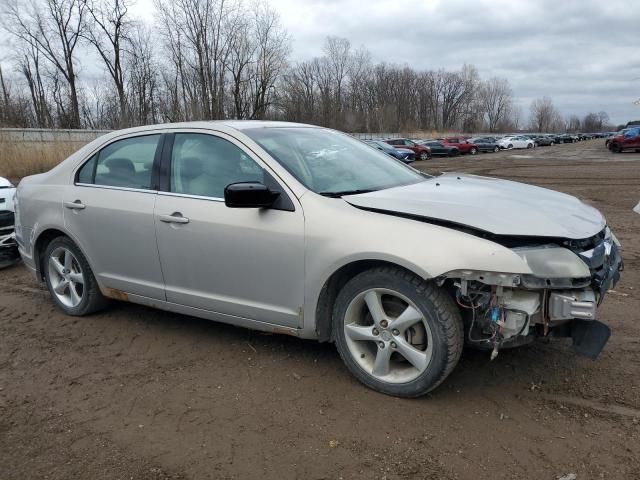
[0,210,20,268]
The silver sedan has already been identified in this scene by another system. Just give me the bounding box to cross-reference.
[15,121,622,397]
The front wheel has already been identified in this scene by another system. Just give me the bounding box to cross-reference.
[43,236,107,316]
[493,146,499,153]
[333,267,464,397]
[527,143,533,149]
[508,143,513,149]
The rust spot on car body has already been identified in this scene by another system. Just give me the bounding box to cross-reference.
[101,287,129,301]
[272,327,298,337]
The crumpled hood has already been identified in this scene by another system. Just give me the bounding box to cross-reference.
[345,173,605,239]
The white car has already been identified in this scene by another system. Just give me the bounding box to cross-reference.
[497,136,535,150]
[0,177,19,267]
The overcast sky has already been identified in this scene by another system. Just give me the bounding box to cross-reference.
[136,0,640,125]
[3,0,637,125]
[276,0,640,125]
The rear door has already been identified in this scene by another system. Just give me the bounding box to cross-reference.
[154,131,305,328]
[64,133,165,299]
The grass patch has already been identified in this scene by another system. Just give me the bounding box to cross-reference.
[0,136,88,181]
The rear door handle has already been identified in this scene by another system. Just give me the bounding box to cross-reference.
[159,213,190,224]
[64,200,86,210]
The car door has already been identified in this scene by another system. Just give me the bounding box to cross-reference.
[64,133,165,299]
[154,131,305,328]
[625,127,640,148]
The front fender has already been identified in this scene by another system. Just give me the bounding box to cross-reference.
[300,194,533,335]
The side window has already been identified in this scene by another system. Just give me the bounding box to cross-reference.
[170,133,264,198]
[87,135,161,189]
[77,153,97,183]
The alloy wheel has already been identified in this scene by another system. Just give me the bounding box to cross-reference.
[343,288,434,384]
[48,246,85,308]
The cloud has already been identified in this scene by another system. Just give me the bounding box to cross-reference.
[265,0,640,124]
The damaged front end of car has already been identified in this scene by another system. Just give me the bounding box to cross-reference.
[438,227,623,360]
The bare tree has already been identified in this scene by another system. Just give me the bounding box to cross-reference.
[4,0,86,128]
[567,114,581,132]
[83,0,132,126]
[127,25,159,125]
[530,96,560,132]
[249,1,290,119]
[478,77,512,132]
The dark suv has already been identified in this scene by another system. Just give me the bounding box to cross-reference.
[385,138,432,160]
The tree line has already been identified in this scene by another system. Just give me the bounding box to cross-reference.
[0,0,611,133]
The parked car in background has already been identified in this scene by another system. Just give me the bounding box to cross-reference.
[605,131,623,148]
[497,135,535,149]
[0,177,19,268]
[416,140,460,157]
[532,135,555,146]
[608,127,640,153]
[364,140,415,163]
[385,138,432,160]
[557,134,578,144]
[440,137,479,155]
[15,120,623,397]
[468,137,500,153]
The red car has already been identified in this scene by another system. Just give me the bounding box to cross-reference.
[608,127,640,153]
[385,138,432,160]
[441,137,479,155]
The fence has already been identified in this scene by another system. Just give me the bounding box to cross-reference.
[0,128,112,144]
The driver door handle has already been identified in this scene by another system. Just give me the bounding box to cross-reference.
[159,213,190,224]
[64,200,86,210]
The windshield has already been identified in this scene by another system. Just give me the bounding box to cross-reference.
[244,127,425,196]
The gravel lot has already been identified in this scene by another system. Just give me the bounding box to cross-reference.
[1,140,639,480]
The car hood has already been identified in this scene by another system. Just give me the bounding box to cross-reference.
[344,173,605,239]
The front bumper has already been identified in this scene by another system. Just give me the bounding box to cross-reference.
[0,233,20,268]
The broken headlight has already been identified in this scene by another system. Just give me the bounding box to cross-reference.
[512,245,591,288]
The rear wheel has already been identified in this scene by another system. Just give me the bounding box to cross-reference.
[469,147,478,155]
[419,151,430,161]
[527,143,533,149]
[333,267,463,397]
[493,146,499,153]
[508,143,513,149]
[43,236,107,316]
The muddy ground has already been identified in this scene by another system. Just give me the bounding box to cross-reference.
[1,140,639,479]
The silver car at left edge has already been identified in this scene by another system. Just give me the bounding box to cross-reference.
[15,121,623,397]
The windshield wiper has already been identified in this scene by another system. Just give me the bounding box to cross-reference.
[318,189,378,198]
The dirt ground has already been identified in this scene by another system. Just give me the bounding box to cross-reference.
[1,140,639,480]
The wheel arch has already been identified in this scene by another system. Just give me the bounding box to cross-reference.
[33,228,95,283]
[314,259,426,343]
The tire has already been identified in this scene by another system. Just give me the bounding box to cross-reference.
[43,236,108,316]
[526,143,533,149]
[550,141,555,146]
[419,151,429,161]
[508,144,513,149]
[469,147,478,155]
[610,143,621,153]
[332,266,464,397]
[493,146,499,153]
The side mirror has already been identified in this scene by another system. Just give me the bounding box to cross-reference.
[224,182,280,208]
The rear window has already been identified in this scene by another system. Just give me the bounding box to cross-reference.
[76,135,161,189]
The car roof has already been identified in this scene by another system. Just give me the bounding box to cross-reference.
[97,120,318,137]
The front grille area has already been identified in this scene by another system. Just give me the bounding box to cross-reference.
[565,228,622,299]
